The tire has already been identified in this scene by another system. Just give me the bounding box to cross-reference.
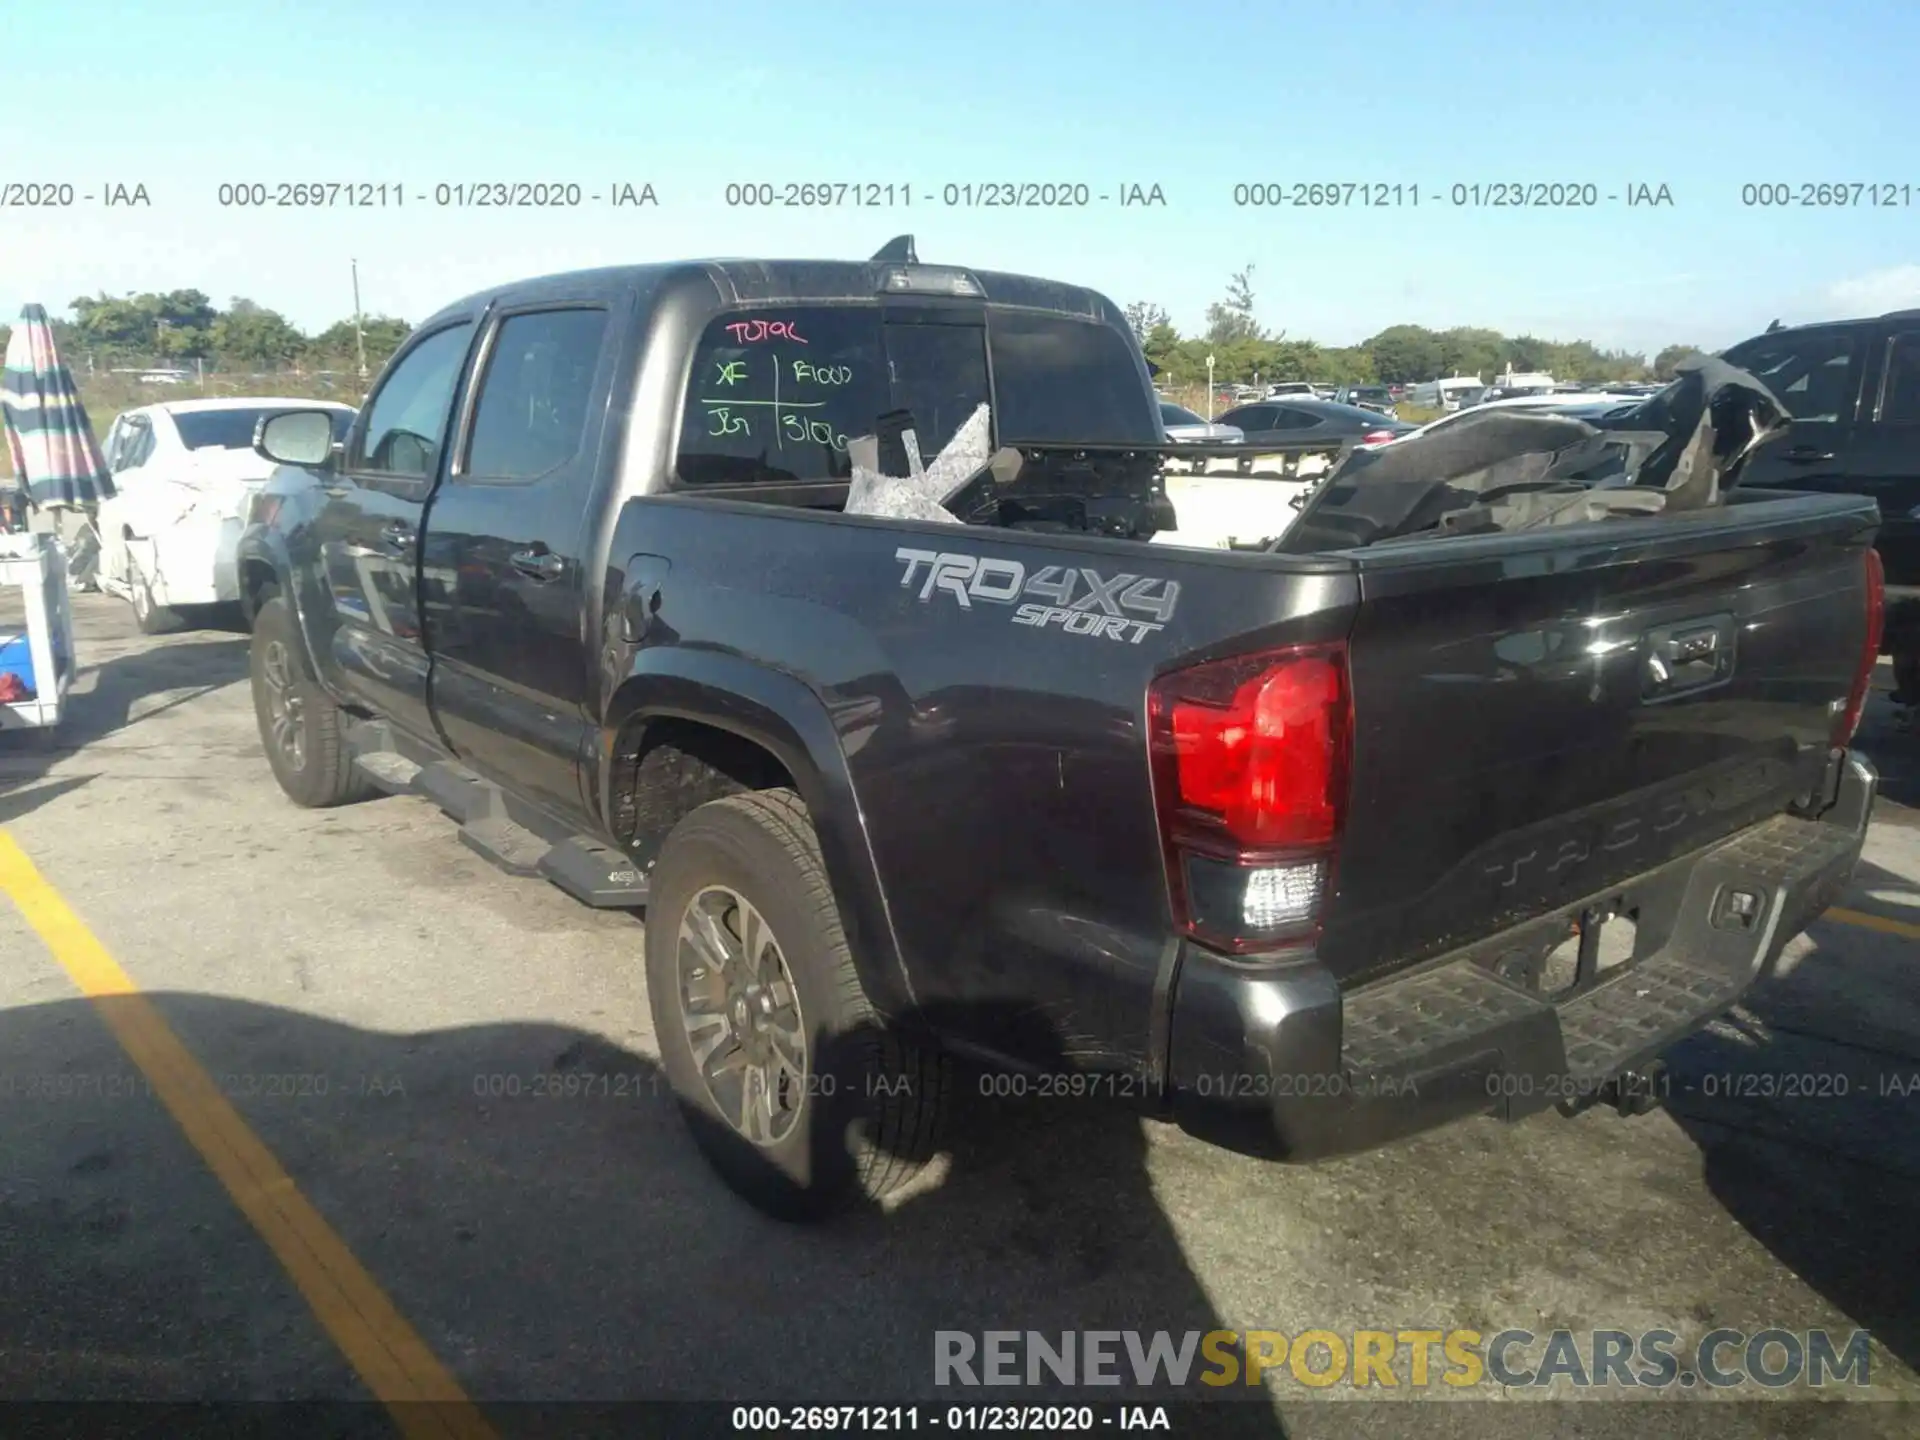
[127,554,178,635]
[1895,650,1920,708]
[645,789,948,1221]
[248,596,374,808]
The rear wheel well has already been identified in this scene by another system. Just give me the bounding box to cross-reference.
[611,717,797,872]
[240,561,280,624]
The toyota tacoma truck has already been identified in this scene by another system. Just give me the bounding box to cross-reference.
[235,240,1884,1219]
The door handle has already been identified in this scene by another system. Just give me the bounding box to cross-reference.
[380,521,415,551]
[510,547,564,581]
[1783,446,1835,463]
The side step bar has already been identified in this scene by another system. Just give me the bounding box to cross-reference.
[346,721,649,909]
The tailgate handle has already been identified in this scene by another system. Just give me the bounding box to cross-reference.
[1643,615,1736,699]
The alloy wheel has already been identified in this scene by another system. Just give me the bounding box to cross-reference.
[676,884,810,1147]
[259,639,307,771]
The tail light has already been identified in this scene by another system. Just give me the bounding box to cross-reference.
[1147,645,1351,954]
[1360,429,1397,446]
[1833,546,1884,748]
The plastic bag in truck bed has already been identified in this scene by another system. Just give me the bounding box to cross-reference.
[1276,357,1793,552]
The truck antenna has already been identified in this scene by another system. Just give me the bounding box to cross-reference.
[871,235,917,264]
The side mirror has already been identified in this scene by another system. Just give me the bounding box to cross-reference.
[254,410,339,469]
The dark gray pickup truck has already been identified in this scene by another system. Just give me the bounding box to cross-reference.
[235,242,1883,1218]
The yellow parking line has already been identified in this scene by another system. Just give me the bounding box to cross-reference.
[1825,905,1920,941]
[0,830,496,1440]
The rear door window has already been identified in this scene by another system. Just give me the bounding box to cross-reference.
[1877,330,1920,426]
[461,307,609,482]
[1724,330,1860,423]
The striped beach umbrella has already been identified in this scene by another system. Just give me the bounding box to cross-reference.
[2,304,115,510]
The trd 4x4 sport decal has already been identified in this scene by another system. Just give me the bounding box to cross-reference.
[895,547,1180,644]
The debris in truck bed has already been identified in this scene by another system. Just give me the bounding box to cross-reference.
[844,404,994,524]
[1276,358,1793,551]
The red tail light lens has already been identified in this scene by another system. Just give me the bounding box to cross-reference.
[1148,646,1352,952]
[1360,429,1396,446]
[1833,546,1885,748]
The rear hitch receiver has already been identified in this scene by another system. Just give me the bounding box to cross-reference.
[1602,1061,1668,1117]
[1558,1059,1669,1119]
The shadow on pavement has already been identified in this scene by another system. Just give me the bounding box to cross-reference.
[1664,924,1920,1375]
[0,632,248,825]
[0,991,1287,1435]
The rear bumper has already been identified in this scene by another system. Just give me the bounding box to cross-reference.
[144,516,245,608]
[1163,752,1878,1161]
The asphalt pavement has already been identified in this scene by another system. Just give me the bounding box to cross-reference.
[0,593,1915,1438]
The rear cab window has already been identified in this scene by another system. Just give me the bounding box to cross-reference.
[673,303,1156,486]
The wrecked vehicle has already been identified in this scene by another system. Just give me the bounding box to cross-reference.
[234,241,1882,1219]
[1280,355,1806,548]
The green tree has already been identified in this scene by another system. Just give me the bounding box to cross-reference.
[1653,343,1706,380]
[70,289,218,360]
[210,298,306,368]
[1141,320,1181,378]
[1124,302,1171,345]
[1363,325,1446,384]
[1204,265,1265,345]
[308,315,411,372]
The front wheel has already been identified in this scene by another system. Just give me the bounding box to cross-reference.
[645,789,948,1220]
[248,596,374,808]
[1894,649,1919,708]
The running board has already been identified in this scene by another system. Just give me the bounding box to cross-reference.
[346,722,649,908]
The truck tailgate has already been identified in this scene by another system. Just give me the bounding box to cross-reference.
[1318,492,1880,986]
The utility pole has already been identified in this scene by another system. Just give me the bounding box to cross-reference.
[351,259,368,380]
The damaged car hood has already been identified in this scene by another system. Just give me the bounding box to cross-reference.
[1276,357,1793,552]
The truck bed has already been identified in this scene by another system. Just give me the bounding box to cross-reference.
[595,483,1880,1078]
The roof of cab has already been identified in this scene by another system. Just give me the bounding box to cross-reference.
[416,258,1122,331]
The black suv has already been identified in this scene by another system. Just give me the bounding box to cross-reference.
[1716,312,1920,699]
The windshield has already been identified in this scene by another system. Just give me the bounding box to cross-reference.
[173,407,351,451]
[1160,403,1205,426]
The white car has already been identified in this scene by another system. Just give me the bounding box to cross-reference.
[95,398,355,632]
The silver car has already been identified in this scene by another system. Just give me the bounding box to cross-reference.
[1159,401,1245,443]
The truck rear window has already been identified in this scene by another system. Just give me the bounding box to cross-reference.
[987,311,1159,446]
[673,303,1157,485]
[676,308,887,485]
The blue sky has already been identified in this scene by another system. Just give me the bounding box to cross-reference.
[7,0,1919,356]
